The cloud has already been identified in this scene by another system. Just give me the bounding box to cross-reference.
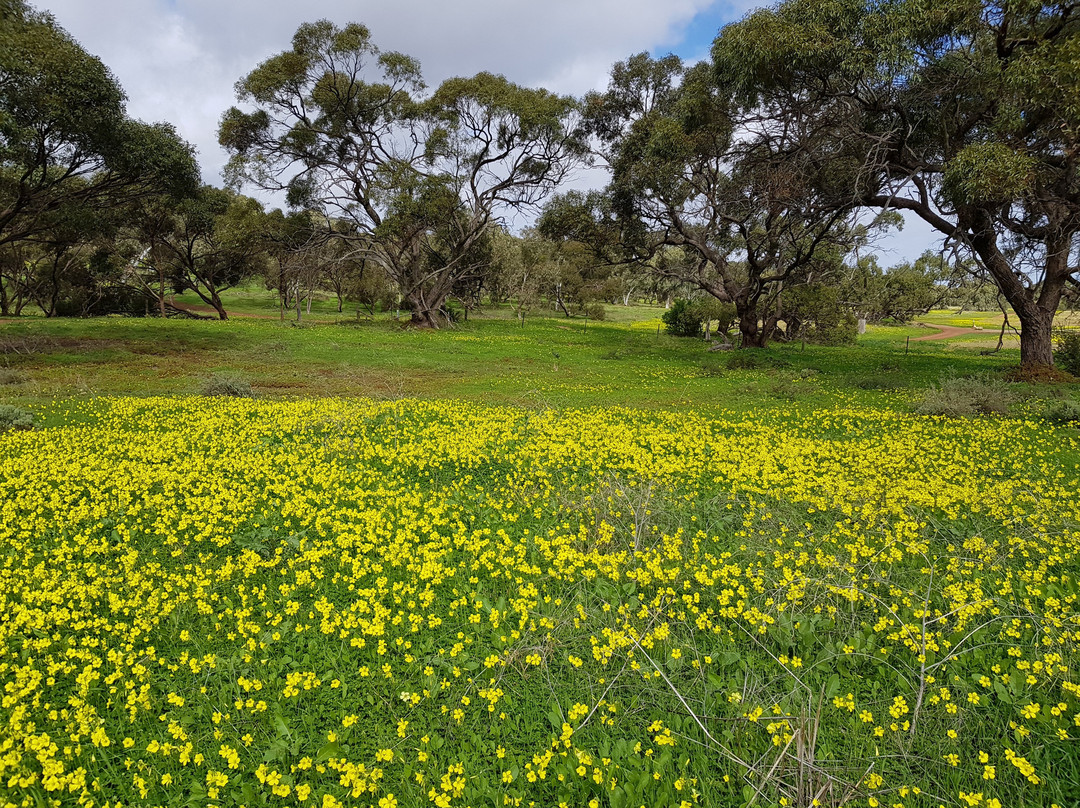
[38,0,730,181]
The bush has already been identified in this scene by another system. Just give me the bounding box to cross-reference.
[662,298,735,338]
[0,404,34,433]
[1054,330,1080,376]
[583,302,606,321]
[1044,399,1080,425]
[661,299,703,337]
[915,373,1019,417]
[699,362,725,378]
[202,373,254,398]
[0,368,25,385]
[808,311,859,346]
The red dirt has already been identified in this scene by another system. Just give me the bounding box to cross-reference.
[910,324,986,342]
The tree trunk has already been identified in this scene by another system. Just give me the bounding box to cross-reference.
[955,208,1068,369]
[410,307,441,328]
[210,289,228,320]
[737,299,768,348]
[1017,308,1054,368]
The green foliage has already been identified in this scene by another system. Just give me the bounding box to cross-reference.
[1043,399,1080,425]
[783,284,857,345]
[0,2,198,248]
[943,143,1037,206]
[0,403,33,432]
[661,299,703,338]
[915,373,1020,417]
[713,0,1080,367]
[221,20,583,327]
[726,351,766,370]
[662,298,737,339]
[583,302,605,321]
[1053,331,1080,376]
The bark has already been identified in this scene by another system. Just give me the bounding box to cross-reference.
[963,208,1066,368]
[736,298,769,348]
[209,289,228,320]
[409,307,442,328]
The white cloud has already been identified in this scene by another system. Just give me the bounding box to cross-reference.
[39,0,722,182]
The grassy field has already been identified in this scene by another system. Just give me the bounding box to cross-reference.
[1,305,1079,808]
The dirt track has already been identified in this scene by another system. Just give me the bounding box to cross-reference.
[910,324,985,341]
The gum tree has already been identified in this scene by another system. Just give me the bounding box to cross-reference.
[714,0,1080,368]
[542,54,867,348]
[0,0,198,255]
[219,20,584,327]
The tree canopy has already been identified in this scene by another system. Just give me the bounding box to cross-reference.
[713,0,1080,366]
[0,0,199,252]
[219,20,585,327]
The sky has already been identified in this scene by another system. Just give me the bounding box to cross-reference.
[35,0,939,263]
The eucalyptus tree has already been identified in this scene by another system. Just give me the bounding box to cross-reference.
[0,0,198,254]
[219,20,584,327]
[543,53,866,347]
[714,0,1080,367]
[131,186,268,320]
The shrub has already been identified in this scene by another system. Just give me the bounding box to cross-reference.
[726,351,765,370]
[1053,330,1080,376]
[699,362,725,378]
[583,302,606,321]
[1044,399,1080,425]
[663,299,735,338]
[661,299,703,337]
[0,404,34,433]
[915,373,1019,417]
[202,373,254,398]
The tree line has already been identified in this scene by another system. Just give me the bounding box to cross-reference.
[2,0,1076,366]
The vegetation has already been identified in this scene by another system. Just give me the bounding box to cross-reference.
[714,0,1080,368]
[1,382,1078,807]
[3,1,1080,807]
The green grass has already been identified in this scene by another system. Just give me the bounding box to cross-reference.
[0,304,1038,412]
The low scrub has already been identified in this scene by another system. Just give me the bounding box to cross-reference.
[1044,399,1080,425]
[0,404,34,433]
[202,373,254,398]
[1054,329,1080,376]
[915,372,1019,417]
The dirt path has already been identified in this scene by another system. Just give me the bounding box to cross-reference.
[910,323,986,341]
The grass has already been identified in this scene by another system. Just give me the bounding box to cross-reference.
[0,304,1034,415]
[1,301,1079,808]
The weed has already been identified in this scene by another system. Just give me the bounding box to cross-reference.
[0,368,25,385]
[1054,330,1080,376]
[1044,399,1080,425]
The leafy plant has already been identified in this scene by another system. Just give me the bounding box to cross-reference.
[661,299,703,337]
[1053,330,1080,376]
[1044,399,1080,425]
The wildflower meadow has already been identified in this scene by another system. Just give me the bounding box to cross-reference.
[1,391,1077,808]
